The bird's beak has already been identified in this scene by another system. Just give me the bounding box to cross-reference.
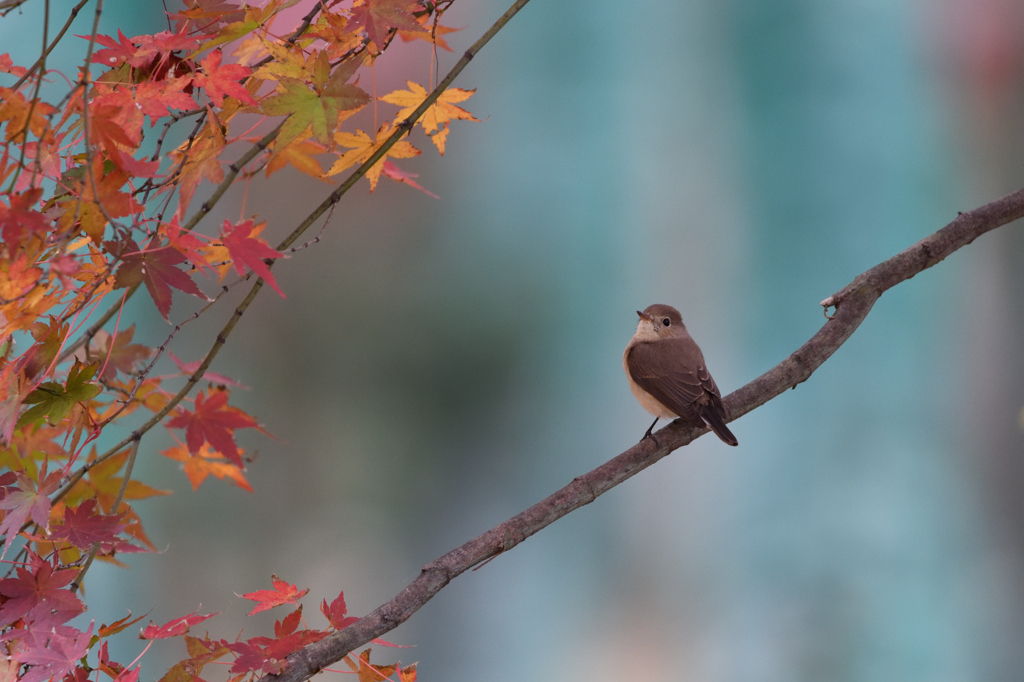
[636,310,652,321]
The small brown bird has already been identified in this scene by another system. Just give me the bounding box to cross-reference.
[623,304,738,445]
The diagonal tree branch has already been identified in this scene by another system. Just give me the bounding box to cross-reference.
[269,185,1024,682]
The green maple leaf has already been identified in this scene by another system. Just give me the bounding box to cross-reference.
[19,361,102,426]
[261,59,368,148]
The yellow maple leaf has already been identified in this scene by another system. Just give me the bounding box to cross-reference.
[326,122,420,190]
[379,80,478,135]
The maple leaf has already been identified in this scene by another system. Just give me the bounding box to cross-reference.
[168,351,246,387]
[225,640,287,676]
[13,622,92,682]
[381,161,438,198]
[346,0,426,52]
[56,160,139,243]
[0,553,84,628]
[89,103,139,152]
[345,648,397,682]
[161,442,253,492]
[398,14,460,50]
[161,217,213,274]
[140,610,217,639]
[327,122,420,190]
[19,361,101,427]
[171,107,225,218]
[306,11,363,59]
[166,387,258,467]
[86,447,171,511]
[379,81,478,137]
[225,626,328,675]
[0,86,55,143]
[87,30,140,68]
[171,0,246,36]
[48,498,127,550]
[99,611,149,637]
[276,605,303,637]
[160,636,230,682]
[134,76,197,121]
[90,87,144,144]
[0,472,59,559]
[267,137,327,178]
[398,664,418,682]
[77,325,153,381]
[0,188,48,250]
[241,576,309,615]
[0,53,28,77]
[192,49,256,107]
[321,590,359,630]
[260,59,369,148]
[112,238,208,322]
[0,253,43,302]
[219,218,285,297]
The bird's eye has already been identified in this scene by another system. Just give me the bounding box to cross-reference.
[662,318,671,326]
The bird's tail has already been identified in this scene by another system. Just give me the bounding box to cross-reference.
[698,403,738,446]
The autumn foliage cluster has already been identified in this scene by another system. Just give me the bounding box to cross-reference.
[0,0,479,679]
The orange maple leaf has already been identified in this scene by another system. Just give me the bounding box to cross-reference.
[161,442,252,492]
[0,87,55,143]
[85,448,171,512]
[344,649,397,682]
[398,14,461,51]
[266,137,327,179]
[327,122,420,190]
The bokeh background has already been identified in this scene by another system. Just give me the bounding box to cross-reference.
[6,0,1024,679]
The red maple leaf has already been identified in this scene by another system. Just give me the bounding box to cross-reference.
[0,188,48,250]
[276,605,303,637]
[145,29,201,53]
[225,628,327,675]
[225,640,288,676]
[140,610,217,639]
[85,30,139,68]
[113,238,208,322]
[134,76,197,121]
[49,498,127,550]
[192,49,255,107]
[0,471,60,559]
[347,0,426,52]
[12,622,92,682]
[219,219,285,297]
[166,387,257,467]
[241,576,308,615]
[321,591,359,630]
[162,217,213,273]
[0,553,84,628]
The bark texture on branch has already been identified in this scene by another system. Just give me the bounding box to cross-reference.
[269,188,1024,682]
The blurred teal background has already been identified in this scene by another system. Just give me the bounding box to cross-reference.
[6,0,1024,679]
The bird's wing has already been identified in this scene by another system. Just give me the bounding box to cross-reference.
[627,339,719,420]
